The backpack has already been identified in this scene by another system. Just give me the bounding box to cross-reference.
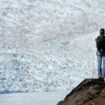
[96,36,105,53]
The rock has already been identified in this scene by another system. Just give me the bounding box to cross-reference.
[57,78,105,105]
[57,101,64,105]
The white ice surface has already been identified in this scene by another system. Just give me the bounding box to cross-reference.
[0,0,103,104]
[0,91,69,105]
[0,0,104,93]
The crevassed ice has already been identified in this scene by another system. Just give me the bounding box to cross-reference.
[0,0,103,92]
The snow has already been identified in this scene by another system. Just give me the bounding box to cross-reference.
[0,91,69,105]
[0,0,104,96]
[0,0,105,104]
[0,31,98,93]
[0,30,99,105]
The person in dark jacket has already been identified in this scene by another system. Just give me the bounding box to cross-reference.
[96,28,105,79]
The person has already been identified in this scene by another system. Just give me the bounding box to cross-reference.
[95,28,105,80]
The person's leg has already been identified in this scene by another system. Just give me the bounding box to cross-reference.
[97,52,102,78]
[102,56,105,77]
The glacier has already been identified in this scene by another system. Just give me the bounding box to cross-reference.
[0,91,69,105]
[0,0,105,93]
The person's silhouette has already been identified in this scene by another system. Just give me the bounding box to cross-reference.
[95,28,105,80]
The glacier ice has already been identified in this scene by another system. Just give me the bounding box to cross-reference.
[0,0,104,92]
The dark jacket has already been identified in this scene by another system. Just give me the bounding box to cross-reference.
[96,35,105,56]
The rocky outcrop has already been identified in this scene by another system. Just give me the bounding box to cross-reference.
[57,78,105,105]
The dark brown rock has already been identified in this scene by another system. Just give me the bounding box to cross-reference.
[57,101,64,105]
[57,78,105,105]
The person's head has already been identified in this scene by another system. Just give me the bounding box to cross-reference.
[100,28,104,36]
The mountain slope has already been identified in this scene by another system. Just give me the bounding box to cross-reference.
[57,78,105,105]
